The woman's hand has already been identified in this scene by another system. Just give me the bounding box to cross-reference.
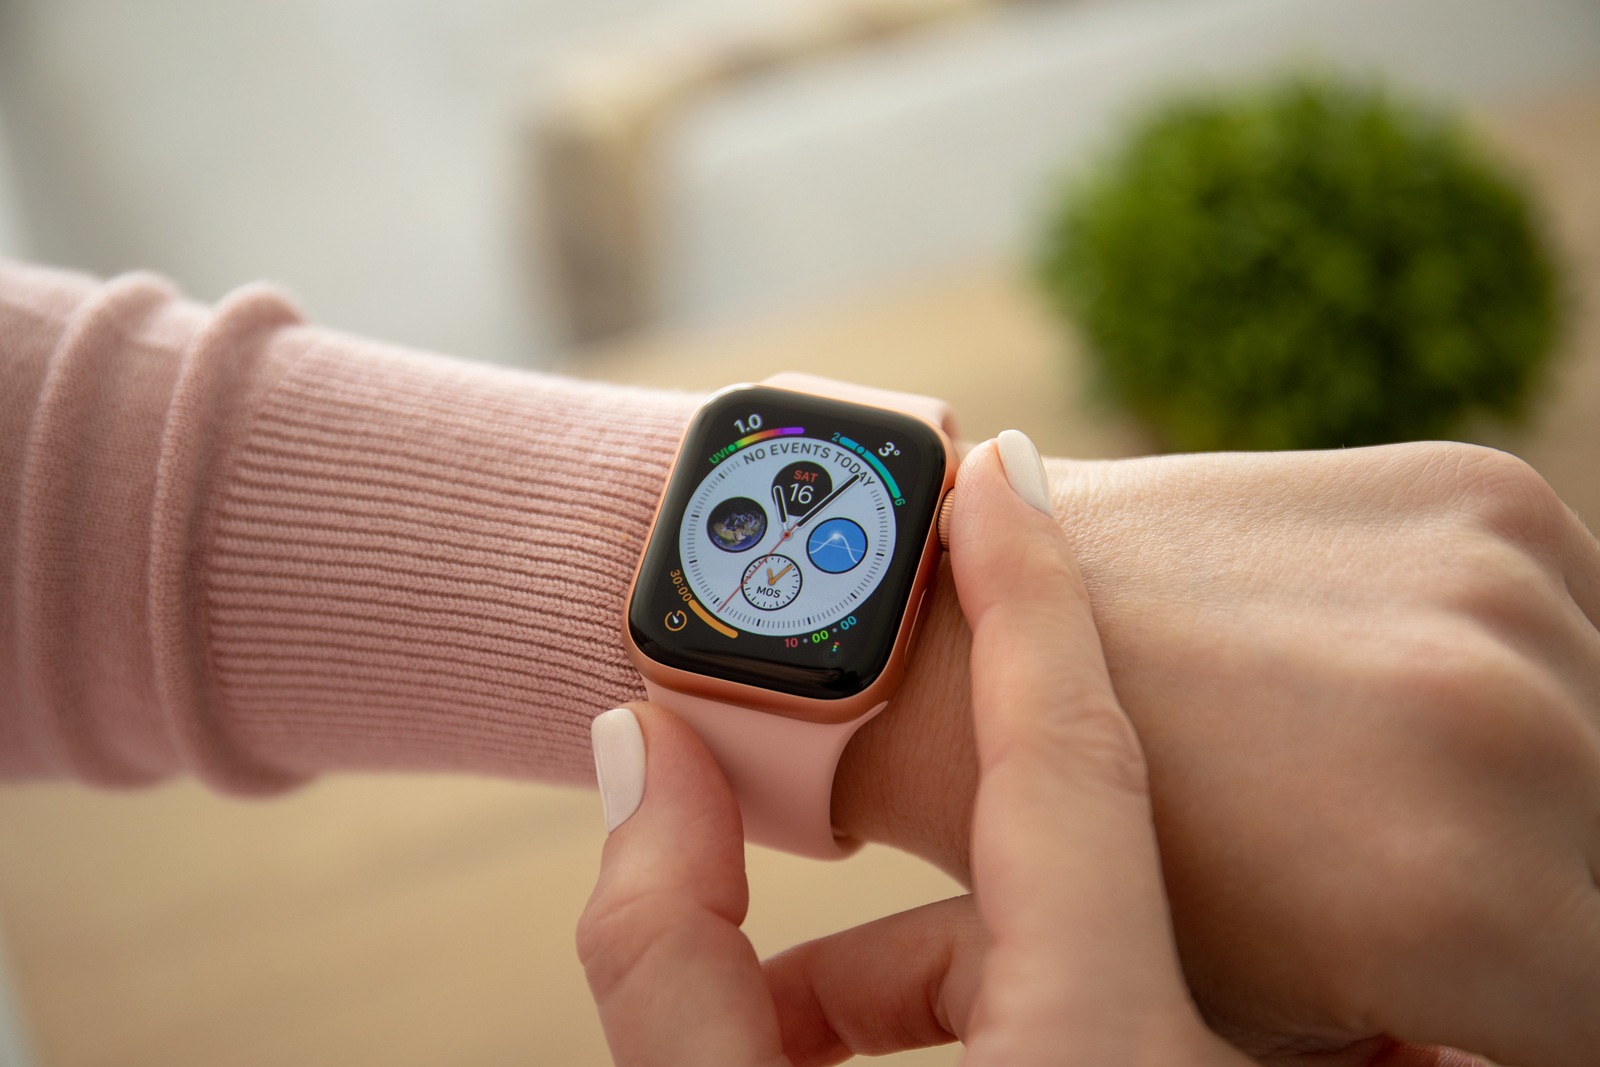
[579,434,1309,1065]
[834,442,1600,1063]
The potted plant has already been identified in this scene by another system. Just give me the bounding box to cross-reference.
[1037,76,1562,451]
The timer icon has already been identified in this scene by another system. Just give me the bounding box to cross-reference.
[740,554,802,611]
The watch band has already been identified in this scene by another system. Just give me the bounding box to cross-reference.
[647,375,956,859]
[764,372,959,439]
[643,681,885,859]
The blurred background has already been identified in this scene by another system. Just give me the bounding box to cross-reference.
[1,0,1598,1063]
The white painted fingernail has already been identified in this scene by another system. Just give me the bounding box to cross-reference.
[592,707,645,833]
[997,430,1052,516]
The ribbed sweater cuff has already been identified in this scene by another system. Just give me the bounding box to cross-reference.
[203,316,699,789]
[4,261,699,790]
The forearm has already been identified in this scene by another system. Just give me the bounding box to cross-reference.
[1,260,698,789]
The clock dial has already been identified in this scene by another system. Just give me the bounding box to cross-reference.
[679,436,895,635]
[627,386,947,701]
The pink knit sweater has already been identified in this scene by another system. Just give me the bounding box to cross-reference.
[1,258,699,791]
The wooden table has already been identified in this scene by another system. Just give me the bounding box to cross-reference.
[0,79,1594,1067]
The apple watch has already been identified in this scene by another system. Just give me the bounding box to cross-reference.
[623,373,958,858]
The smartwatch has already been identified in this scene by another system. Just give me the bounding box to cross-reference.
[623,373,959,859]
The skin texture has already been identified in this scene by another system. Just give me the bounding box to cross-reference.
[833,441,1600,1064]
[579,442,1511,1065]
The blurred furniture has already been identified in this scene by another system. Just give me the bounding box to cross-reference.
[0,77,1594,1067]
[536,0,1024,342]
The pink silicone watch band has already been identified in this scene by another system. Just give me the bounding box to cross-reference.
[764,372,959,438]
[643,681,886,859]
[646,375,956,859]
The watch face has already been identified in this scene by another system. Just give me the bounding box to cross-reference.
[628,386,948,701]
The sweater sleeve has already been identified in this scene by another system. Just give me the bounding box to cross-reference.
[0,258,699,792]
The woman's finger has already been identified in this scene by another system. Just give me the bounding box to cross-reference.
[949,433,1242,1066]
[762,894,986,1066]
[577,703,787,1067]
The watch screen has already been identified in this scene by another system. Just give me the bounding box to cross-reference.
[628,386,947,700]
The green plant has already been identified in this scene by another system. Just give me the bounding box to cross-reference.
[1036,76,1561,451]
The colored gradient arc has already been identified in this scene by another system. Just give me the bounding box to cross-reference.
[737,426,805,448]
[833,435,902,501]
[707,425,806,465]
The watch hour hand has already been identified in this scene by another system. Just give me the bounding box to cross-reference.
[772,484,788,525]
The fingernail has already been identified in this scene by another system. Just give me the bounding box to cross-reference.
[592,707,645,833]
[997,429,1052,516]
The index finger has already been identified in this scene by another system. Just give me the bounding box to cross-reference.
[948,433,1224,1064]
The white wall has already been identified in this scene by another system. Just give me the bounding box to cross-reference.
[0,102,29,259]
[664,0,1600,332]
[0,0,750,364]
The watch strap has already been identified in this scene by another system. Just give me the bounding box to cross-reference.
[763,372,959,438]
[645,681,883,859]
